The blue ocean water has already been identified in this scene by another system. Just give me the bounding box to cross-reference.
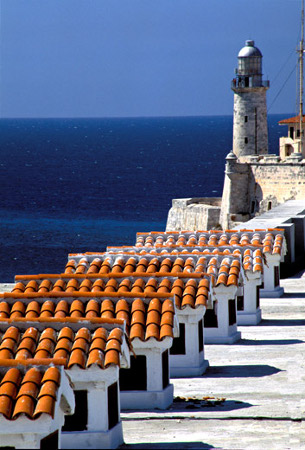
[0,115,286,281]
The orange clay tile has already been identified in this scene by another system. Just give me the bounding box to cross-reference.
[87,349,104,368]
[144,278,158,292]
[40,300,55,314]
[12,282,25,293]
[118,279,132,292]
[79,279,92,292]
[53,328,72,344]
[87,258,102,274]
[116,310,130,325]
[159,258,172,273]
[229,265,240,275]
[0,381,18,399]
[54,337,72,353]
[12,395,34,419]
[104,349,120,367]
[35,339,54,355]
[70,300,85,315]
[71,338,89,354]
[115,299,130,313]
[181,295,195,308]
[216,273,228,286]
[67,349,86,369]
[145,323,160,340]
[105,339,121,353]
[52,279,66,292]
[11,301,26,314]
[131,278,145,293]
[161,299,175,314]
[24,280,39,293]
[99,259,112,274]
[90,338,106,352]
[131,299,146,313]
[0,349,14,359]
[16,381,39,399]
[33,395,55,418]
[65,278,80,292]
[0,302,10,318]
[15,349,33,360]
[92,279,106,292]
[160,311,174,326]
[23,327,39,343]
[54,301,69,318]
[136,258,148,273]
[101,299,115,314]
[227,274,238,286]
[130,323,145,340]
[108,328,123,342]
[21,368,42,386]
[160,324,174,339]
[1,368,22,386]
[131,310,145,326]
[92,327,108,341]
[104,279,118,292]
[146,310,160,326]
[38,380,58,399]
[2,327,20,343]
[0,338,17,354]
[39,327,57,342]
[0,396,13,418]
[38,279,52,293]
[65,260,76,274]
[75,327,91,342]
[147,298,162,313]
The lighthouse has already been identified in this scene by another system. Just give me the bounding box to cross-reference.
[232,40,269,160]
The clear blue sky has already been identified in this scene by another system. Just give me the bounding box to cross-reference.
[0,0,302,118]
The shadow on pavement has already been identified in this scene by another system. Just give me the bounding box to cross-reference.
[168,398,253,413]
[120,442,214,449]
[236,337,304,344]
[204,364,281,378]
[259,318,305,326]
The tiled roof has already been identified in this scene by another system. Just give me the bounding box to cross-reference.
[0,322,125,369]
[278,115,305,124]
[133,230,285,256]
[1,275,210,307]
[0,299,176,342]
[0,365,60,420]
[63,252,260,278]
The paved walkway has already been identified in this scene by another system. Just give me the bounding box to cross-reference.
[120,273,305,449]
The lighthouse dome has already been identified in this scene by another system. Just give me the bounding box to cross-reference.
[238,40,262,58]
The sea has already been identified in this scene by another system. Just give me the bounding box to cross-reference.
[0,114,287,282]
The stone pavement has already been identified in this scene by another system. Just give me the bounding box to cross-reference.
[120,273,305,449]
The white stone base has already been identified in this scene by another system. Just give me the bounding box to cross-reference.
[61,422,124,450]
[205,330,241,344]
[120,384,174,410]
[170,359,209,378]
[237,308,262,325]
[260,286,284,298]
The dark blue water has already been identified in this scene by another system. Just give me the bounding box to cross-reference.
[0,114,286,281]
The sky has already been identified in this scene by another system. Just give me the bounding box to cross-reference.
[0,0,303,118]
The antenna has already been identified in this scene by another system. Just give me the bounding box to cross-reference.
[299,0,304,152]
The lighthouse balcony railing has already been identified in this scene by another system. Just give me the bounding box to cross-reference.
[231,79,269,89]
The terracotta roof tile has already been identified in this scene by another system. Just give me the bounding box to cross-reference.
[0,366,60,421]
[0,324,125,370]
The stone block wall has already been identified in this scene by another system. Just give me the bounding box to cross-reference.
[250,161,305,214]
[166,198,221,231]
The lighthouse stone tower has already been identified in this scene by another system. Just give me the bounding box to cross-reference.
[220,40,270,229]
[232,40,269,160]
